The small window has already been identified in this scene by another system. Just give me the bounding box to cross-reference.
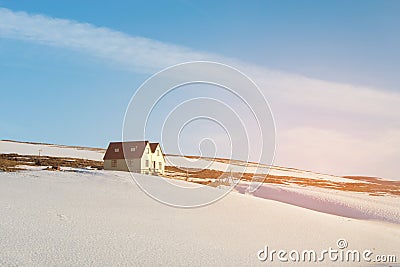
[114,148,119,153]
[145,160,149,167]
[159,162,162,169]
[111,160,117,168]
[130,147,136,152]
[157,150,160,156]
[147,148,150,153]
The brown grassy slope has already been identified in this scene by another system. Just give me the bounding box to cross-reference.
[0,153,103,171]
[165,166,400,196]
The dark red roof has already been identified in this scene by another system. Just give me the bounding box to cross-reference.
[149,143,159,153]
[103,141,148,160]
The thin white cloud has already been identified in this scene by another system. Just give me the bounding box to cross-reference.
[0,7,220,73]
[1,7,399,179]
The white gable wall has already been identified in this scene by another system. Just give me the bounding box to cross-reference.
[150,145,165,175]
[140,143,152,174]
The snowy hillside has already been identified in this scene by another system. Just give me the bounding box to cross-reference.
[0,140,369,183]
[1,140,399,223]
[0,140,389,181]
[0,140,105,161]
[0,170,399,266]
[165,154,358,183]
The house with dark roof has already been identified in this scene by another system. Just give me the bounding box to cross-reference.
[103,141,165,175]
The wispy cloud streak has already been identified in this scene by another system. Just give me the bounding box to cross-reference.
[0,7,220,73]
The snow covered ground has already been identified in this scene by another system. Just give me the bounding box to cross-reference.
[235,182,400,224]
[0,170,399,266]
[0,140,105,161]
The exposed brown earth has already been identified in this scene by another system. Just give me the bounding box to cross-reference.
[165,166,400,197]
[0,153,103,171]
[2,152,399,197]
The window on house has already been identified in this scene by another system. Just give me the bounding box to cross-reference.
[147,148,150,153]
[157,150,160,156]
[130,147,136,152]
[114,148,119,153]
[159,162,162,170]
[145,160,149,167]
[111,160,117,168]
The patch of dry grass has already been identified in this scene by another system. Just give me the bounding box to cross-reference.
[165,166,400,196]
[0,153,103,171]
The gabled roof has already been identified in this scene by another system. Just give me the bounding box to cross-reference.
[103,141,148,160]
[149,142,159,153]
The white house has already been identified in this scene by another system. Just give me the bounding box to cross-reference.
[103,141,165,175]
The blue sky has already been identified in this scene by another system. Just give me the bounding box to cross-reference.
[0,1,399,178]
[2,1,400,89]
